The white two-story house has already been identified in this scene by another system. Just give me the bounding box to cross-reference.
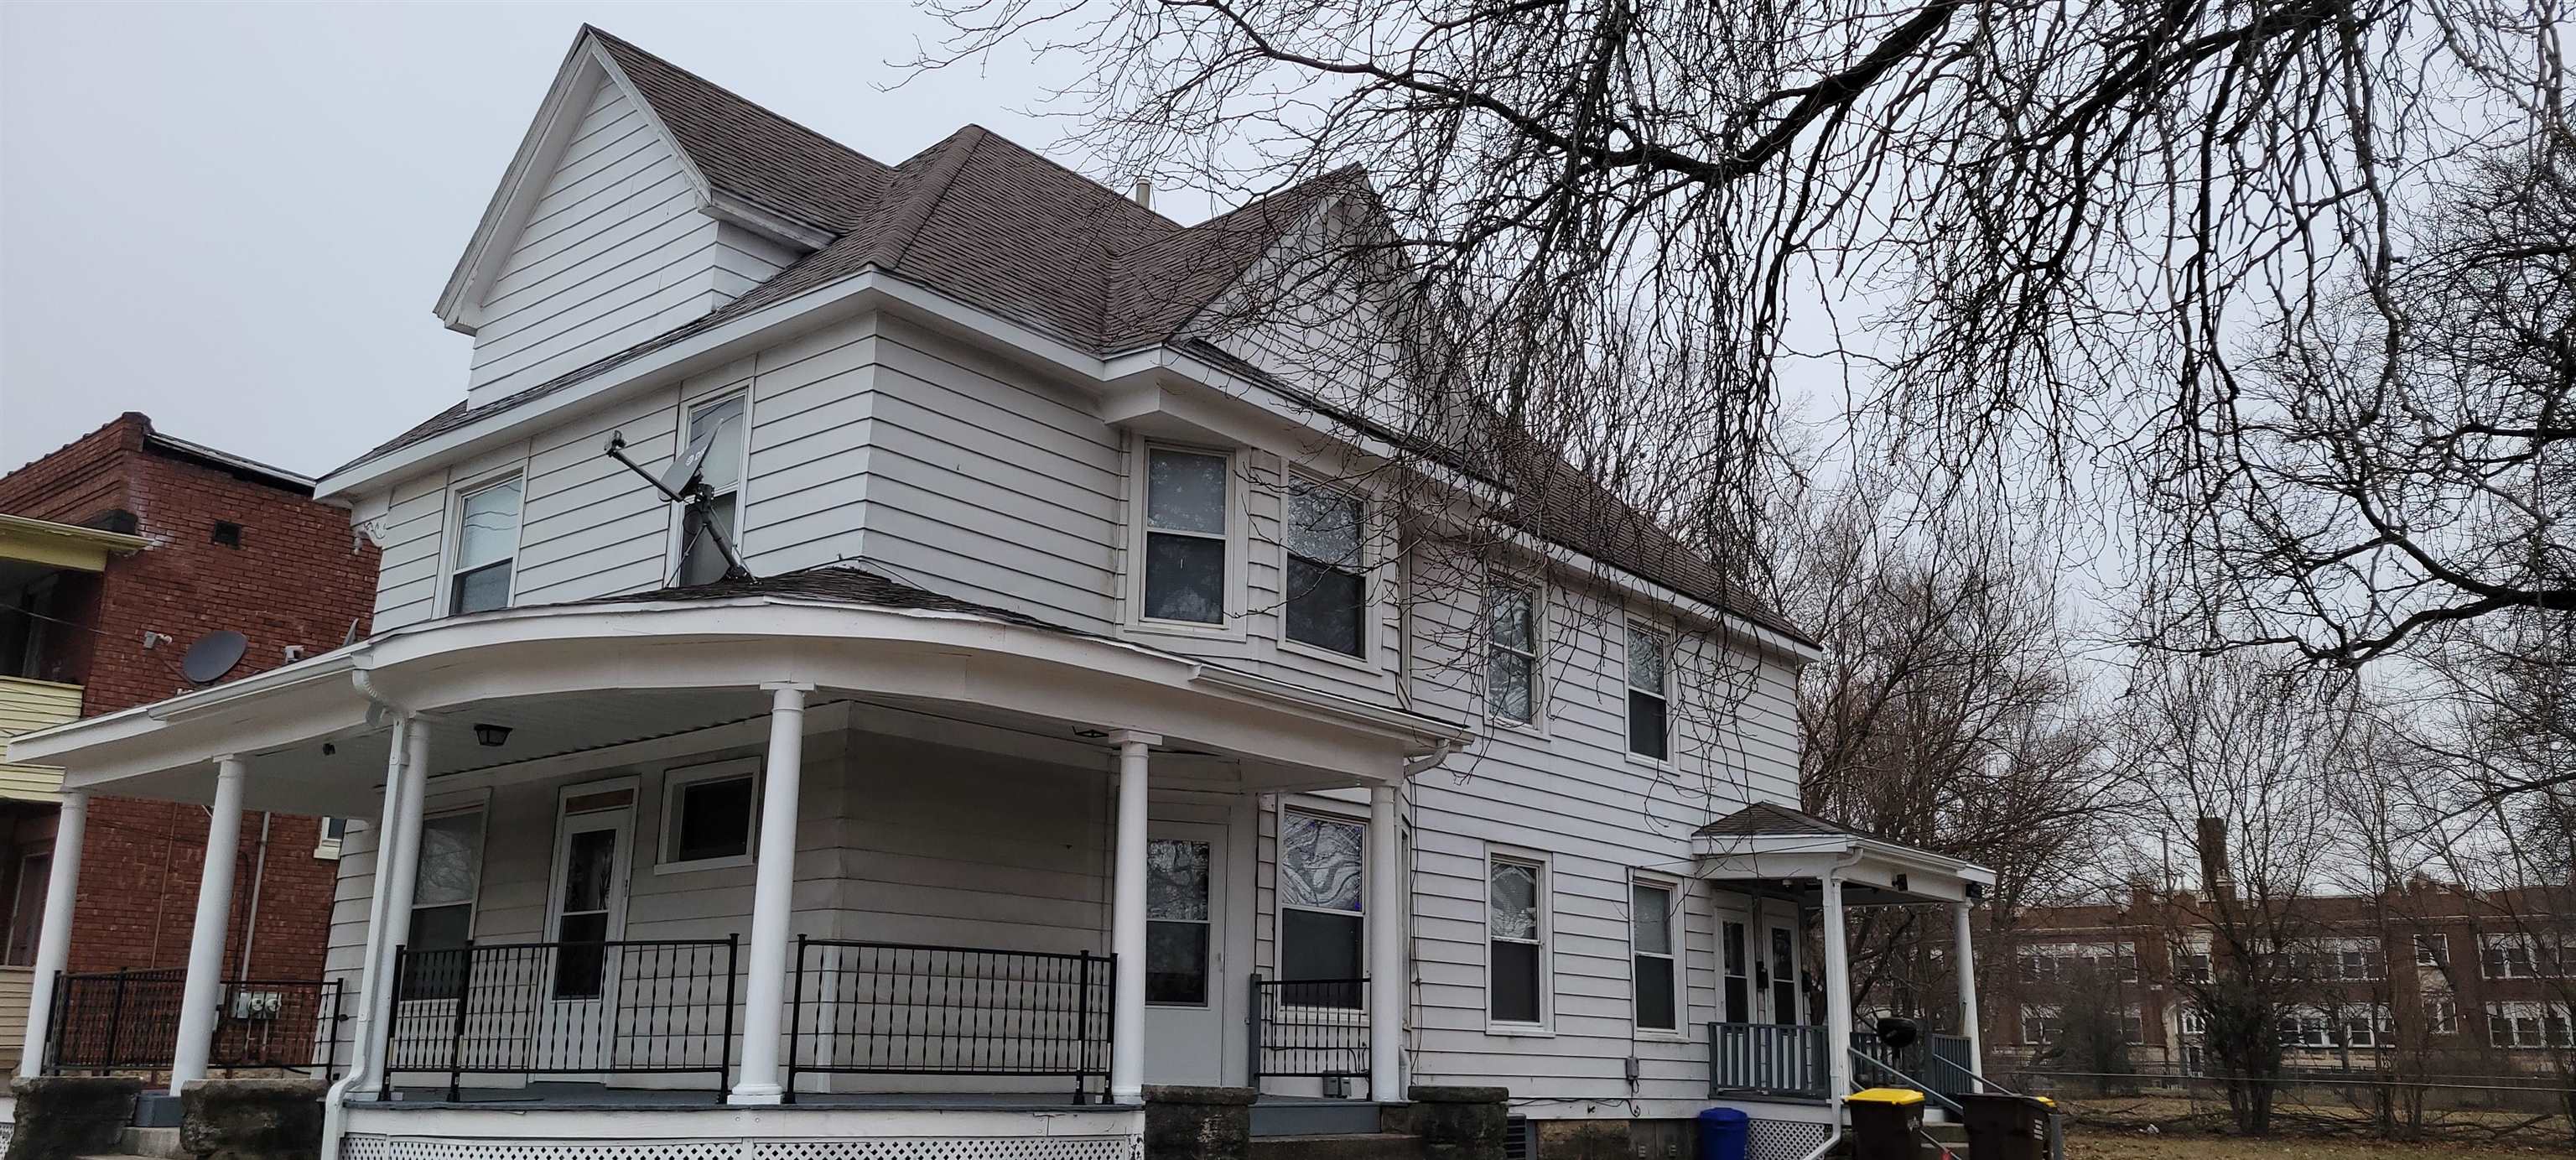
[6,27,1992,1160]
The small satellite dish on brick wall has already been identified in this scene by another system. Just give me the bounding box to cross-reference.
[180,630,248,684]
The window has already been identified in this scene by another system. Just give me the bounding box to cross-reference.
[2177,1003,2205,1037]
[210,521,242,548]
[660,761,756,870]
[5,850,51,966]
[2485,1002,2573,1048]
[1488,856,1544,1025]
[1146,838,1213,1005]
[2423,993,2459,1036]
[2338,1006,2390,1048]
[1279,812,1366,1007]
[2277,1009,2334,1048]
[1721,919,1751,1023]
[402,810,486,1001]
[2020,1005,2063,1044]
[1631,881,1678,1032]
[449,477,522,614]
[1285,481,1366,656]
[1768,926,1797,1023]
[2414,934,2449,969]
[675,393,748,586]
[2481,934,2564,979]
[1626,624,1668,760]
[1141,449,1229,625]
[2176,949,2213,983]
[315,817,348,861]
[1488,584,1538,724]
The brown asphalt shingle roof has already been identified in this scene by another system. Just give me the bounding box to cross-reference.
[351,28,1809,648]
[1694,801,1860,839]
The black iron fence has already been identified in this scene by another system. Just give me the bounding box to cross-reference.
[1708,1022,1828,1099]
[786,938,1114,1102]
[381,937,739,1101]
[45,968,345,1075]
[1249,974,1370,1085]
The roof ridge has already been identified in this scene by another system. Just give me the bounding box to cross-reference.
[581,24,884,171]
[958,129,1182,234]
[867,127,989,271]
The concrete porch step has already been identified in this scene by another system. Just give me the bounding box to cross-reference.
[114,1126,185,1159]
[1249,1100,1387,1137]
[1247,1132,1421,1160]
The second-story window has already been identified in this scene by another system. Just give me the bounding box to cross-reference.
[1285,480,1365,656]
[677,392,747,586]
[1143,449,1228,625]
[1488,583,1537,724]
[1627,624,1669,760]
[451,477,522,614]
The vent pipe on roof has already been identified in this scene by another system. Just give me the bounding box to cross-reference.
[1131,179,1153,210]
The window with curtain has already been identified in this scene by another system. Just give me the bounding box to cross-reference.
[1488,584,1536,723]
[403,810,486,1000]
[1632,882,1677,1031]
[1489,856,1543,1024]
[1147,838,1212,1005]
[1285,481,1365,655]
[1279,812,1365,1007]
[450,478,522,614]
[1143,449,1228,624]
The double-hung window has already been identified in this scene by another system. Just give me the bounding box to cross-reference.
[1279,812,1366,1007]
[676,392,747,586]
[2414,934,2449,969]
[1285,480,1366,656]
[1631,880,1678,1032]
[402,809,486,1000]
[1488,584,1537,724]
[1488,856,1545,1025]
[1627,624,1669,760]
[2423,992,2459,1035]
[661,761,756,871]
[449,477,522,614]
[1142,449,1229,625]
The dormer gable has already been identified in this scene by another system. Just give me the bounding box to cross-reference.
[434,28,881,407]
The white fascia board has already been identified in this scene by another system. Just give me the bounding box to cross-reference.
[1480,519,1823,664]
[1695,832,1997,886]
[1193,664,1474,750]
[8,649,364,762]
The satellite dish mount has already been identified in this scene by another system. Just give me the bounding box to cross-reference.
[603,429,753,585]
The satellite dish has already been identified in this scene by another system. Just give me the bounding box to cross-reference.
[181,630,249,685]
[659,410,738,497]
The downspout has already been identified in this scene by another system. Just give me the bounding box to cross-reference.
[234,812,273,979]
[1400,741,1453,778]
[1799,847,1868,1160]
[321,668,409,1160]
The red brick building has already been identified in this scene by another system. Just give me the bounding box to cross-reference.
[0,413,378,1068]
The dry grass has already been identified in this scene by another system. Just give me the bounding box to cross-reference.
[2064,1128,2575,1158]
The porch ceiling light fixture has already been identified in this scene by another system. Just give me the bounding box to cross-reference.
[473,722,512,748]
[1074,728,1109,739]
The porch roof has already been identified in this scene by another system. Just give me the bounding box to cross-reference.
[1691,802,1997,907]
[6,566,1470,813]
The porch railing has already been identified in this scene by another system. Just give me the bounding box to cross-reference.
[46,968,346,1075]
[785,937,1114,1102]
[382,937,739,1101]
[1707,1022,1827,1099]
[1249,974,1370,1086]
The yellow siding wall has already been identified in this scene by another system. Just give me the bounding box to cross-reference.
[0,965,29,1071]
[0,677,79,803]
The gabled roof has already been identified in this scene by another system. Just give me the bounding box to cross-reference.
[369,28,1809,648]
[1695,801,1859,839]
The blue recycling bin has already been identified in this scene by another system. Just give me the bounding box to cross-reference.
[1697,1106,1750,1160]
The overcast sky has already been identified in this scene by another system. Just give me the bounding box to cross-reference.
[0,2,1109,478]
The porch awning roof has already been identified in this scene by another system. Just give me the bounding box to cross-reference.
[1691,802,1997,907]
[6,565,1471,813]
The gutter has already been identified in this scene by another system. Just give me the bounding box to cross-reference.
[1192,665,1474,746]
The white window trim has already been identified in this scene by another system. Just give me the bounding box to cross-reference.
[1124,439,1249,640]
[1274,469,1388,672]
[655,757,761,874]
[437,467,528,617]
[314,818,345,861]
[662,385,757,583]
[1271,803,1370,1021]
[1484,845,1553,1035]
[1484,576,1547,734]
[1629,871,1686,1038]
[1622,618,1675,768]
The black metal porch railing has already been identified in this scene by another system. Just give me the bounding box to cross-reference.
[1924,1032,1976,1103]
[381,937,739,1101]
[1707,1022,1827,1099]
[45,968,346,1075]
[785,938,1114,1103]
[1249,974,1369,1085]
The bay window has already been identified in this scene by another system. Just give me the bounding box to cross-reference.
[449,476,522,614]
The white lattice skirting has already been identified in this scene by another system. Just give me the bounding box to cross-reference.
[337,1105,1145,1160]
[1745,1120,1831,1160]
[344,1134,1143,1160]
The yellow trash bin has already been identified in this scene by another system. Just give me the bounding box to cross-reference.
[1846,1087,1924,1160]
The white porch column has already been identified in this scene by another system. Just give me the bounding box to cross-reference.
[1367,783,1403,1100]
[362,721,433,1077]
[17,790,89,1077]
[1953,899,1982,1076]
[1107,731,1158,1103]
[170,756,249,1093]
[1821,872,1854,1102]
[730,682,811,1105]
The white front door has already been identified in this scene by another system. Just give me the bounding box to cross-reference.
[1143,823,1228,1084]
[543,783,636,1076]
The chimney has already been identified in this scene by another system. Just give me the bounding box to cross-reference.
[1130,179,1153,211]
[2194,816,2233,898]
[2127,876,2156,915]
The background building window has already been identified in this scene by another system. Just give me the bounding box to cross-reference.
[1627,625,1668,759]
[1279,812,1365,1007]
[1285,481,1365,655]
[676,393,746,585]
[1143,449,1228,624]
[1488,856,1543,1024]
[450,478,521,614]
[1631,881,1677,1031]
[1488,584,1536,723]
[1146,838,1212,1005]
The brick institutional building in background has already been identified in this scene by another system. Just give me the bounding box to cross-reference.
[0,413,378,1069]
